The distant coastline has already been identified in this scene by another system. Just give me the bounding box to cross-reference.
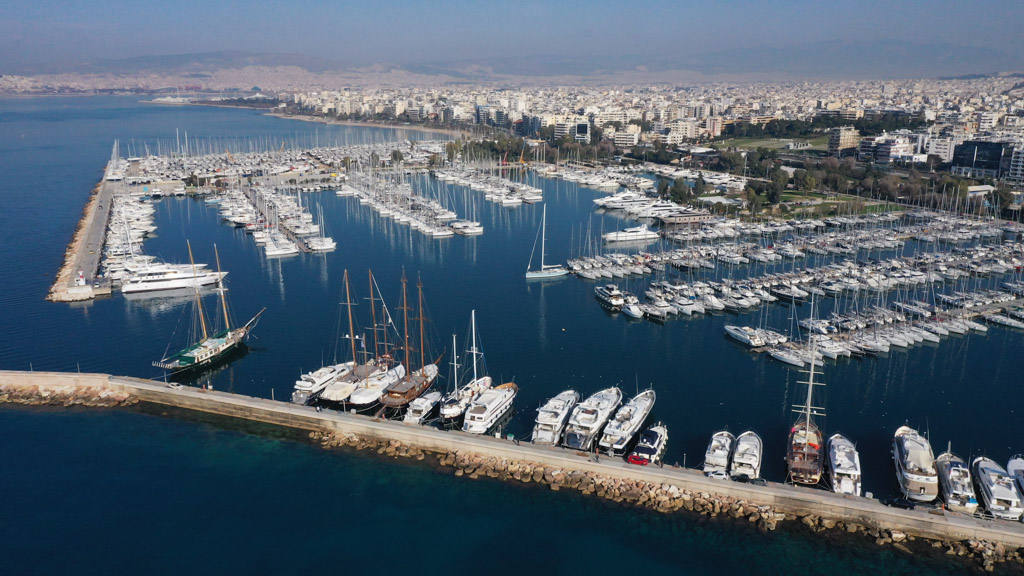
[262,111,468,139]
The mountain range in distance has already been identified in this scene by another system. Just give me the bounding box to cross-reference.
[6,42,1022,82]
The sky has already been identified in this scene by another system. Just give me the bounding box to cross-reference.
[2,0,1022,78]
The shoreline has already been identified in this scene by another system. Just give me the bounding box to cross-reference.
[2,369,1023,572]
[261,109,469,139]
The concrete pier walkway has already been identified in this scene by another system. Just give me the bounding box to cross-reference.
[3,369,1024,550]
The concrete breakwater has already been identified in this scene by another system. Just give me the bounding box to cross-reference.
[48,179,112,302]
[3,369,1024,571]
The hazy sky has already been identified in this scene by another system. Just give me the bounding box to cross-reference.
[2,0,1022,76]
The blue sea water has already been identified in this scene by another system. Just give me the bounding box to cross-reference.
[1,96,1022,574]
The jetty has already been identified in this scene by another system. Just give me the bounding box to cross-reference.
[3,368,1024,562]
[47,178,114,302]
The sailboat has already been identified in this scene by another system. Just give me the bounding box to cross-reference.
[316,269,387,403]
[380,274,443,409]
[153,242,264,374]
[439,310,492,424]
[786,334,825,485]
[525,205,568,279]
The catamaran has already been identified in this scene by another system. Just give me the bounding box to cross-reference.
[153,243,264,374]
[525,205,568,279]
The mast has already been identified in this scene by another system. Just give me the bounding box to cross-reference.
[540,205,547,269]
[401,272,410,376]
[417,276,425,372]
[214,244,230,331]
[470,309,479,383]
[451,333,459,392]
[344,270,357,365]
[368,269,379,359]
[187,240,208,340]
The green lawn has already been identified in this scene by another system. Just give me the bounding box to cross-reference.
[713,135,829,151]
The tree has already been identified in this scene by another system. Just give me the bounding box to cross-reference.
[657,177,670,198]
[670,178,690,204]
[746,187,764,216]
[428,153,442,168]
[445,141,460,164]
[391,149,404,164]
[694,175,706,196]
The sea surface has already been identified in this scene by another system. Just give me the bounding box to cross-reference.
[1,96,1022,575]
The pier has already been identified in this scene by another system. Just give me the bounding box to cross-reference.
[47,179,114,302]
[3,368,1024,553]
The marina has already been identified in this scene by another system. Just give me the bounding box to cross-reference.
[8,96,1024,574]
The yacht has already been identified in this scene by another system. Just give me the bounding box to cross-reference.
[1008,455,1024,499]
[121,265,226,294]
[439,312,492,424]
[602,224,661,243]
[462,383,518,434]
[730,431,763,479]
[320,360,386,403]
[598,389,656,455]
[347,362,407,408]
[892,425,939,502]
[594,284,625,310]
[403,391,442,424]
[291,362,353,405]
[704,431,734,478]
[827,434,862,496]
[972,457,1024,520]
[788,338,825,485]
[724,325,766,348]
[936,450,979,514]
[531,390,580,445]
[627,422,668,466]
[621,292,644,319]
[563,387,623,451]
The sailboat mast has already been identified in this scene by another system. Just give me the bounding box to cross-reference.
[452,333,458,388]
[214,244,230,331]
[187,240,208,340]
[471,309,478,383]
[344,270,357,365]
[418,277,425,371]
[804,334,816,425]
[368,269,379,359]
[540,205,547,268]
[402,273,410,376]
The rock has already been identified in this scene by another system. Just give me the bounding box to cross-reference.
[889,530,907,543]
[454,469,464,477]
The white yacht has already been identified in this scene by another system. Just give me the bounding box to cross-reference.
[972,457,1024,520]
[439,312,492,423]
[1008,455,1024,499]
[563,387,623,451]
[627,423,668,466]
[463,383,518,434]
[602,224,660,243]
[724,325,766,348]
[594,284,625,309]
[827,434,862,496]
[936,450,979,514]
[704,430,735,478]
[892,425,939,502]
[621,292,644,319]
[403,391,441,424]
[531,390,580,445]
[121,265,226,294]
[291,362,353,405]
[730,431,763,479]
[347,363,407,408]
[598,389,656,454]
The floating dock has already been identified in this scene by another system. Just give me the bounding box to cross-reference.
[3,369,1024,550]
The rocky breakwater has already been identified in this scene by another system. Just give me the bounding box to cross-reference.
[0,381,135,408]
[309,429,1024,571]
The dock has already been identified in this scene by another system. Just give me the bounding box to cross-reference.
[47,179,114,302]
[3,368,1024,551]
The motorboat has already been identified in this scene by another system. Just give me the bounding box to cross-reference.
[730,431,763,479]
[972,457,1024,520]
[936,450,979,514]
[291,362,353,405]
[463,383,518,434]
[1009,455,1024,498]
[724,325,766,348]
[531,390,580,445]
[621,292,644,319]
[602,224,661,243]
[892,425,939,502]
[704,430,735,478]
[827,433,862,496]
[403,391,441,424]
[627,422,668,466]
[595,284,625,309]
[598,389,656,454]
[563,387,623,451]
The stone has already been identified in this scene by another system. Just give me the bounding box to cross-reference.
[889,530,906,543]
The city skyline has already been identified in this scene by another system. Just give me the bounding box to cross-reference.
[2,0,1023,79]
